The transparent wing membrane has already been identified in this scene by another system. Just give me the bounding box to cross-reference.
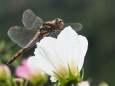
[64,23,82,32]
[22,9,43,30]
[7,26,37,47]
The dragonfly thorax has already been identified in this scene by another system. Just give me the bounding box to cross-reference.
[42,18,64,30]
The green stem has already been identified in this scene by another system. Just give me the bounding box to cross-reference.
[13,81,17,86]
[24,80,28,86]
[6,79,12,86]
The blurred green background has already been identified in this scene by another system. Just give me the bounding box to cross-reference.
[0,0,115,86]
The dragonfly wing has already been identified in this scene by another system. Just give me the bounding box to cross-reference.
[22,9,43,30]
[64,23,82,32]
[7,26,37,47]
[49,23,82,38]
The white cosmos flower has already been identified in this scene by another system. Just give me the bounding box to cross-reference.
[27,26,88,84]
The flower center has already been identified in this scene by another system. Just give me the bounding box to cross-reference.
[54,59,78,79]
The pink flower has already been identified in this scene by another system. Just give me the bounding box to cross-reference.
[78,81,90,86]
[0,64,11,81]
[16,58,47,85]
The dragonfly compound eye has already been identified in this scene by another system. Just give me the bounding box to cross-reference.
[54,18,64,29]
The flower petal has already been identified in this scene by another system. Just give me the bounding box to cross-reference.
[78,81,90,86]
[50,76,57,82]
[27,55,55,76]
[57,26,81,68]
[77,35,88,71]
[16,65,29,79]
[38,37,68,72]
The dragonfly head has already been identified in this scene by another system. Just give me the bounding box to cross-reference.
[53,18,64,29]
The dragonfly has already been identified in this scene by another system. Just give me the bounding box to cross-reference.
[7,9,82,64]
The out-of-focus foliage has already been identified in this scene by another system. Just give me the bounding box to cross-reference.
[0,41,48,86]
[0,41,22,67]
[98,82,109,86]
[0,0,114,86]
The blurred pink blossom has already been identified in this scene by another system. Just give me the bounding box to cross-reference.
[0,64,11,81]
[78,81,90,86]
[16,58,47,85]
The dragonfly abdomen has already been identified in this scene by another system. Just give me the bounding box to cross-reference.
[7,48,26,64]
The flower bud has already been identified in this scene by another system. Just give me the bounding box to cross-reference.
[0,64,11,81]
[13,78,24,85]
[98,82,109,86]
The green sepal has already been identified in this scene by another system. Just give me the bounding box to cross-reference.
[53,71,67,84]
[68,64,76,80]
[75,67,84,82]
[53,65,84,86]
